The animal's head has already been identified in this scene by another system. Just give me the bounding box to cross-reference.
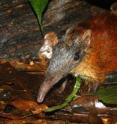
[37,25,91,103]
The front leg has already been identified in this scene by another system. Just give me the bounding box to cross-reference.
[79,80,100,95]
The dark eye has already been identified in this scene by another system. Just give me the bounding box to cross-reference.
[74,51,80,61]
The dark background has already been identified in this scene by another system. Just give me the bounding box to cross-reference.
[86,0,115,9]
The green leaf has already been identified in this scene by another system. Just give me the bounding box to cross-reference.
[96,85,117,104]
[29,0,49,30]
[45,77,81,112]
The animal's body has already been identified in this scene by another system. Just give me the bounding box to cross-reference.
[37,12,117,103]
[71,13,117,82]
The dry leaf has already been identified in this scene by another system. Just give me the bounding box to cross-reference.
[11,99,48,114]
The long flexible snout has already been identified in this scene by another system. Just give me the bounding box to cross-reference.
[37,75,62,103]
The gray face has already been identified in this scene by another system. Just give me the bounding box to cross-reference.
[46,42,80,78]
[37,41,84,103]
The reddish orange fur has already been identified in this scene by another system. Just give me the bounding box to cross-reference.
[72,13,117,82]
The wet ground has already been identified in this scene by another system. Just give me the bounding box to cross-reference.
[0,61,117,124]
[0,62,77,124]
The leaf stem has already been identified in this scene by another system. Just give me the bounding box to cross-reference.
[45,77,81,112]
[37,16,44,37]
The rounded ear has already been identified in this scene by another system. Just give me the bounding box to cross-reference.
[69,28,92,54]
[44,32,58,46]
[64,25,91,48]
[38,32,59,60]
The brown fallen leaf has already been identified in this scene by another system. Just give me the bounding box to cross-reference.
[71,95,98,109]
[9,60,47,74]
[5,119,48,124]
[11,99,48,114]
[0,101,6,111]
